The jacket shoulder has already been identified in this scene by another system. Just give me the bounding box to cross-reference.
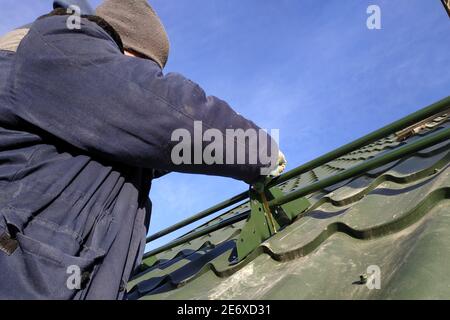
[25,14,123,57]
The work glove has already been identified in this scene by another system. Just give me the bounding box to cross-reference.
[268,151,287,178]
[251,151,287,193]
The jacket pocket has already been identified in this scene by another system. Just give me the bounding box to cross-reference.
[0,214,106,300]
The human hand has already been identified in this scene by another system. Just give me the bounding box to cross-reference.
[268,151,287,178]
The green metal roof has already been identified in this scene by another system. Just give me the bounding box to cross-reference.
[127,105,450,300]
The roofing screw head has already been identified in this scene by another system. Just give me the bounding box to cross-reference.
[359,274,368,285]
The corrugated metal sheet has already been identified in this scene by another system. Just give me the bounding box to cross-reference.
[127,115,450,300]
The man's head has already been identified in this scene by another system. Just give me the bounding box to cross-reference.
[96,0,170,68]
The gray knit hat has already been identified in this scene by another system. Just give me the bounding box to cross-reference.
[96,0,169,68]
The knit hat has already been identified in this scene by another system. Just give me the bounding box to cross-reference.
[96,0,169,68]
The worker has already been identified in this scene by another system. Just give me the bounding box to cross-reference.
[0,0,286,299]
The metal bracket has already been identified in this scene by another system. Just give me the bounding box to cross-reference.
[230,186,311,264]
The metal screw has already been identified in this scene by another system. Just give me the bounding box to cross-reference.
[360,274,368,284]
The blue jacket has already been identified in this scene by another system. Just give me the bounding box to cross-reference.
[0,14,274,299]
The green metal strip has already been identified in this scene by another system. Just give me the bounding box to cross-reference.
[142,212,249,263]
[269,126,450,208]
[146,192,247,243]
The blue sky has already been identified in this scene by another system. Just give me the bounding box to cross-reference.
[1,1,449,251]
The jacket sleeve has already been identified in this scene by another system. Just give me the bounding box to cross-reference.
[8,15,277,184]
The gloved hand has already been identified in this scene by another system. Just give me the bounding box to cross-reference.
[251,151,287,192]
[268,151,287,178]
